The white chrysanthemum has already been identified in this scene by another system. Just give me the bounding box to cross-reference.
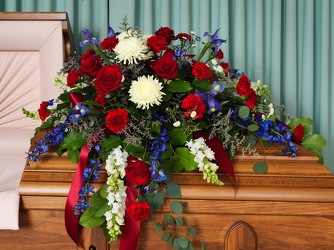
[129,75,165,109]
[114,32,150,64]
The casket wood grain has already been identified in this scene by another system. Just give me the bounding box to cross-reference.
[4,132,333,250]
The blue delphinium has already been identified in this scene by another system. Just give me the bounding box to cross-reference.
[75,145,102,216]
[26,122,69,166]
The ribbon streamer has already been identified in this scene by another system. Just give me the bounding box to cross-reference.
[65,143,89,245]
[119,184,141,250]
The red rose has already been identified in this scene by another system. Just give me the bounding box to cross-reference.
[151,53,178,79]
[100,37,119,51]
[147,35,168,53]
[80,49,95,62]
[245,89,257,109]
[79,54,102,78]
[67,70,80,88]
[94,64,123,95]
[176,32,192,41]
[293,124,304,143]
[126,201,151,221]
[155,27,176,44]
[192,62,213,80]
[236,74,251,96]
[125,156,151,186]
[181,94,206,120]
[215,49,224,60]
[38,101,50,121]
[105,108,128,134]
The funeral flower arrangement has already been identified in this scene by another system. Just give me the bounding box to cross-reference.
[24,18,326,249]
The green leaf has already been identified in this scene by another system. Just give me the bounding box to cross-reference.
[176,216,183,226]
[191,79,213,92]
[301,134,327,152]
[166,182,181,198]
[163,169,173,183]
[253,161,268,174]
[167,80,193,92]
[166,215,175,225]
[99,184,109,199]
[174,237,188,249]
[188,226,197,236]
[238,106,250,119]
[201,242,207,250]
[101,136,122,151]
[244,134,257,147]
[122,138,145,159]
[155,222,163,231]
[188,242,195,250]
[161,232,171,241]
[89,191,109,217]
[58,130,86,151]
[66,149,80,163]
[169,128,187,145]
[289,117,313,135]
[247,124,259,132]
[79,209,105,228]
[175,147,197,171]
[172,201,183,214]
[152,190,165,212]
[168,237,174,247]
[161,156,184,173]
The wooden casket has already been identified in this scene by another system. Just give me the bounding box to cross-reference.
[3,132,334,250]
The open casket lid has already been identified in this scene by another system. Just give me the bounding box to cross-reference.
[0,12,74,129]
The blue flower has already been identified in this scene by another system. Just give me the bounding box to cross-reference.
[69,103,88,122]
[79,28,100,47]
[204,29,227,55]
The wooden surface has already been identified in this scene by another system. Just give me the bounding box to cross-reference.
[2,141,331,250]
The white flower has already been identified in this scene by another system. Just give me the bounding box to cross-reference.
[129,75,165,109]
[173,121,181,127]
[268,103,274,117]
[114,31,151,64]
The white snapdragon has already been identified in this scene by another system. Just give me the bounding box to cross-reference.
[186,137,224,186]
[104,146,128,242]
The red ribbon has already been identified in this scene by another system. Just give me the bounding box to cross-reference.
[65,143,89,245]
[119,184,141,250]
[69,92,84,104]
[193,131,236,185]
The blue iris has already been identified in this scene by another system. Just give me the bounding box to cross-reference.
[204,29,227,55]
[79,28,100,47]
[69,103,88,122]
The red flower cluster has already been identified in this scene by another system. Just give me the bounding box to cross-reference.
[155,27,176,44]
[38,101,50,121]
[67,70,80,88]
[79,50,102,78]
[126,201,151,221]
[192,62,213,80]
[236,74,258,109]
[100,37,119,51]
[293,124,304,143]
[105,108,128,134]
[125,156,151,186]
[151,53,178,79]
[181,94,206,120]
[147,35,168,53]
[94,64,123,95]
[176,32,192,41]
